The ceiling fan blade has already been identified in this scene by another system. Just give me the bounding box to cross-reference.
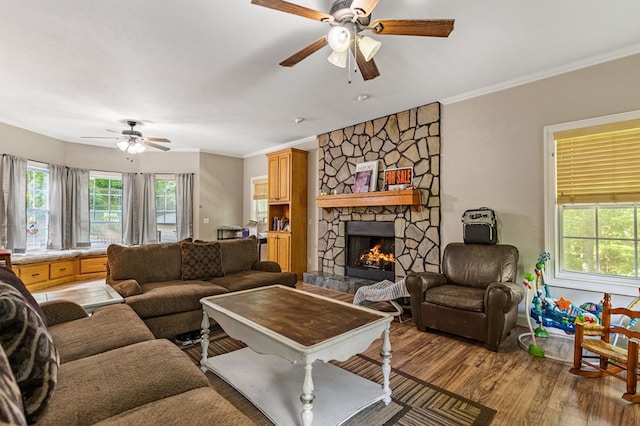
[106,129,122,134]
[143,137,171,143]
[279,36,328,67]
[351,45,380,81]
[350,0,381,17]
[144,141,171,151]
[251,0,332,22]
[369,19,455,37]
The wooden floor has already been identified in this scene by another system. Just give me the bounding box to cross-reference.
[40,279,640,425]
[297,282,640,426]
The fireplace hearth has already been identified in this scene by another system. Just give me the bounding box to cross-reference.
[345,221,395,282]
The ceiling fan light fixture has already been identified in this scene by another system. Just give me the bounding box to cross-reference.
[117,140,129,151]
[327,25,351,53]
[358,35,381,62]
[327,49,348,68]
[132,142,146,154]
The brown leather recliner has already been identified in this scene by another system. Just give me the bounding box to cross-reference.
[406,243,524,352]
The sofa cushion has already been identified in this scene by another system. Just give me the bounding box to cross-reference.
[48,304,155,364]
[424,284,486,313]
[92,387,253,426]
[126,281,229,319]
[180,242,224,280]
[0,280,59,424]
[36,339,209,425]
[107,243,182,285]
[210,270,298,292]
[218,236,259,274]
[0,344,26,426]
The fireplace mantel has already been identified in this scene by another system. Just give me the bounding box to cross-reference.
[316,189,422,211]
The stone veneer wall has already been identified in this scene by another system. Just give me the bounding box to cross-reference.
[317,102,441,279]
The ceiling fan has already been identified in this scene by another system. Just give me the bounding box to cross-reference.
[81,120,171,154]
[251,0,454,81]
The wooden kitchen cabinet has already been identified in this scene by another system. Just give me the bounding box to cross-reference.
[266,148,308,280]
[267,232,291,273]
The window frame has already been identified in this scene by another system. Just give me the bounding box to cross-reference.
[544,110,640,297]
[251,175,268,224]
[88,171,123,247]
[155,174,177,243]
[25,161,49,252]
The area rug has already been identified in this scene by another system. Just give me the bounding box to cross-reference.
[183,329,495,426]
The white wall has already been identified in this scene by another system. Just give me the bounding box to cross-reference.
[442,53,640,306]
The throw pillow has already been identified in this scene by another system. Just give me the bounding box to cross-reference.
[0,281,59,424]
[0,345,26,426]
[180,241,224,280]
[112,279,142,297]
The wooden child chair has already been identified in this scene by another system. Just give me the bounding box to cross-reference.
[570,292,640,403]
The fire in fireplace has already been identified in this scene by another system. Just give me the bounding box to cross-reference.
[345,221,395,282]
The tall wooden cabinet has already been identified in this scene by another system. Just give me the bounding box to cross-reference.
[266,148,307,280]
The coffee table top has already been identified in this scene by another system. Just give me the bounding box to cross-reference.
[33,284,124,312]
[201,285,390,348]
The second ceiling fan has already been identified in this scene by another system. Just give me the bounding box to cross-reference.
[252,0,455,81]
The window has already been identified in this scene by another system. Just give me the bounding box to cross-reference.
[26,162,49,251]
[89,172,123,246]
[251,177,268,224]
[545,111,640,295]
[155,176,176,242]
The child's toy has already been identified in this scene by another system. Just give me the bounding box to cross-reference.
[519,252,602,361]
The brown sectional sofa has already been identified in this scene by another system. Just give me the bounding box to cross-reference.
[0,267,252,425]
[107,236,298,338]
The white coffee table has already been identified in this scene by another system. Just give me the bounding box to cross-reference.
[200,285,393,426]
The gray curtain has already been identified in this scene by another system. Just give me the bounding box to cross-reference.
[175,173,193,241]
[1,155,27,252]
[140,173,157,244]
[65,168,90,248]
[47,164,66,250]
[122,173,138,245]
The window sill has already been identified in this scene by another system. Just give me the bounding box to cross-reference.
[549,275,639,297]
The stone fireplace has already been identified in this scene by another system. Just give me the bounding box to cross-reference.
[315,102,442,284]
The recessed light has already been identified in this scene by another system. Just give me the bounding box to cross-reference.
[356,94,370,102]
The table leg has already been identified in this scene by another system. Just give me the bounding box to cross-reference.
[380,324,392,405]
[300,359,315,426]
[200,311,210,373]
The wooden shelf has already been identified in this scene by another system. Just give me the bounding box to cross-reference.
[316,189,422,211]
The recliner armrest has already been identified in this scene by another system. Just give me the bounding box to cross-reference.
[406,272,447,299]
[484,281,525,313]
[40,300,89,326]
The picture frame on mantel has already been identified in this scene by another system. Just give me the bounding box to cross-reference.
[354,161,379,192]
[384,167,413,190]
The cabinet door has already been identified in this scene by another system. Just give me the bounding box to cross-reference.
[276,153,290,202]
[267,232,291,272]
[49,260,75,279]
[277,233,291,272]
[18,264,49,285]
[267,155,280,202]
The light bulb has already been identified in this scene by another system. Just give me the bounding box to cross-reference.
[327,25,351,53]
[117,141,128,151]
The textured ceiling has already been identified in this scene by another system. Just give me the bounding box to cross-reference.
[1,1,640,157]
